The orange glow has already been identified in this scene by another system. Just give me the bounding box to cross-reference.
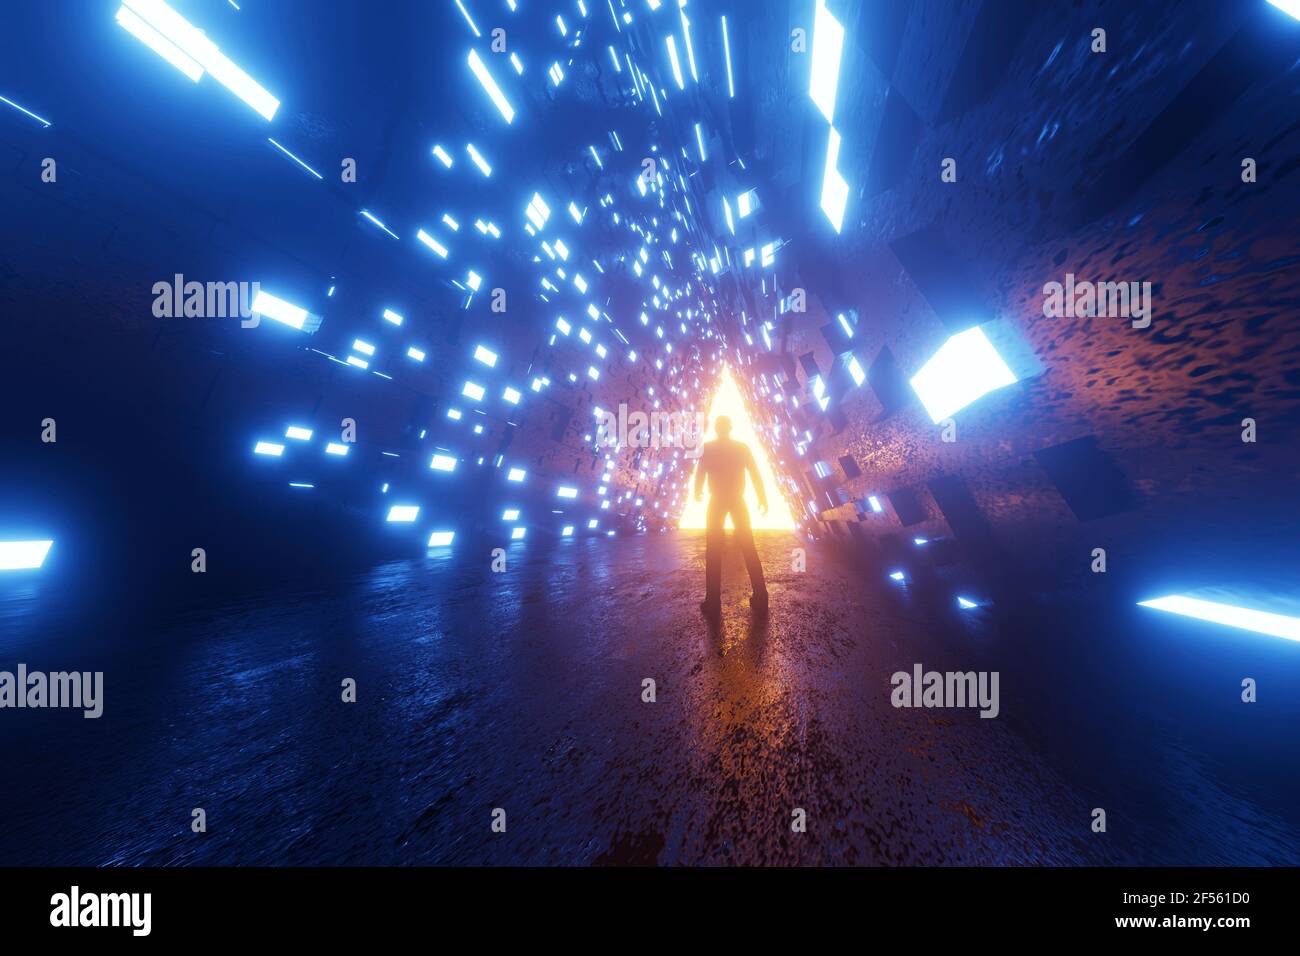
[679,366,796,530]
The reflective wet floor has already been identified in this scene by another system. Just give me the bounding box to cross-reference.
[1,531,1297,865]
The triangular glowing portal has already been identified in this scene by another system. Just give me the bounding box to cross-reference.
[679,367,796,530]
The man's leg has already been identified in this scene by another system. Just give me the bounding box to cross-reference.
[729,499,768,601]
[703,499,725,608]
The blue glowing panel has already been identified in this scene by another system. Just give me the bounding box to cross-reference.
[386,505,419,523]
[116,5,202,82]
[250,291,314,332]
[427,531,455,547]
[118,0,280,119]
[1139,595,1300,643]
[809,0,844,122]
[909,326,1018,423]
[467,49,515,124]
[819,128,849,233]
[0,540,54,571]
[466,143,492,176]
[720,15,735,98]
[417,230,449,258]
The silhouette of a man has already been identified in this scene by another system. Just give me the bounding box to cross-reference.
[693,415,769,617]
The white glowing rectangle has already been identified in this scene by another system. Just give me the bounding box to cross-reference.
[1265,0,1300,21]
[721,15,735,98]
[507,468,526,482]
[254,441,284,456]
[0,540,53,571]
[665,35,685,89]
[868,495,883,513]
[407,347,426,361]
[502,509,520,520]
[820,127,849,233]
[446,408,462,420]
[909,326,1018,423]
[430,454,457,472]
[503,387,521,404]
[467,49,515,123]
[1139,595,1300,642]
[325,442,348,456]
[116,6,202,81]
[462,381,486,401]
[352,339,375,356]
[417,229,449,258]
[387,505,420,522]
[121,0,279,119]
[556,317,571,335]
[466,143,492,176]
[346,356,368,369]
[428,531,455,547]
[809,0,844,123]
[383,309,404,326]
[511,527,526,540]
[432,144,453,167]
[562,525,574,536]
[474,345,498,366]
[557,486,578,498]
[250,290,309,330]
[847,355,866,386]
[285,426,313,441]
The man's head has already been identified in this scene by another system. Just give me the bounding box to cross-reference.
[714,415,733,439]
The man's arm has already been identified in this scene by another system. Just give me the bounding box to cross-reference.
[693,449,708,501]
[744,446,768,512]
